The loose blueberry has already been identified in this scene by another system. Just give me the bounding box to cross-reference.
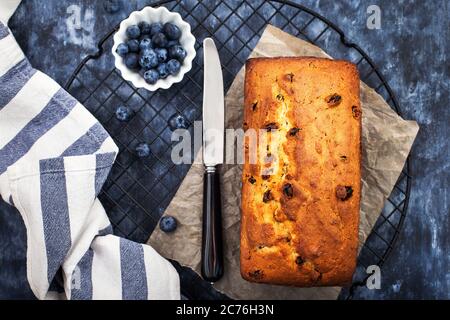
[159,216,177,233]
[152,32,168,48]
[126,39,139,52]
[150,22,164,36]
[139,38,153,51]
[126,25,141,39]
[124,53,139,69]
[167,40,180,48]
[143,69,159,84]
[157,63,169,79]
[168,113,188,130]
[103,0,121,13]
[167,59,181,75]
[139,49,158,69]
[115,105,132,122]
[168,45,187,61]
[163,23,181,40]
[116,43,129,57]
[138,21,151,35]
[135,142,151,158]
[154,48,168,63]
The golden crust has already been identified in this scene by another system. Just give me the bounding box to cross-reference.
[240,57,361,287]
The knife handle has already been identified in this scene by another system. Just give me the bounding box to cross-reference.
[201,166,224,282]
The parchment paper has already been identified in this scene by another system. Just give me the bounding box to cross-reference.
[148,25,419,300]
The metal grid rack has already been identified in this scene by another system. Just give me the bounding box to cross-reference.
[65,0,412,299]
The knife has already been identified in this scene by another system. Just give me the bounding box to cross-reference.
[201,38,224,282]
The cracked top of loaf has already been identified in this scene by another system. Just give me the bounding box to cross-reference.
[240,57,361,287]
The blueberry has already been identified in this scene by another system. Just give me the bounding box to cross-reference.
[167,59,181,75]
[138,21,151,35]
[126,39,139,52]
[135,142,151,158]
[143,69,159,84]
[115,105,132,122]
[116,43,129,57]
[139,49,158,69]
[126,25,141,39]
[168,113,188,130]
[152,32,168,48]
[124,53,139,69]
[154,48,168,63]
[103,0,121,13]
[163,23,181,40]
[139,38,153,51]
[150,22,164,36]
[167,40,180,47]
[157,63,169,79]
[159,216,177,233]
[168,45,187,61]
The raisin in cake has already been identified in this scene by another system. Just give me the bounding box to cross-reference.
[240,57,361,287]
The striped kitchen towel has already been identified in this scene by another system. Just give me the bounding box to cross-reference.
[0,4,180,300]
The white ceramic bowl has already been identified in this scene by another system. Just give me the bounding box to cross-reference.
[112,6,196,91]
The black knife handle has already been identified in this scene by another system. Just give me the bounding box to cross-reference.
[201,166,224,282]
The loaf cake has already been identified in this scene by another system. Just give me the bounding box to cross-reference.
[240,57,361,287]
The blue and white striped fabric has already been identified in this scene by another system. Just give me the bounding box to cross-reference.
[0,5,180,300]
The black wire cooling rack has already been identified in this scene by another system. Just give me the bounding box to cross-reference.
[65,0,412,299]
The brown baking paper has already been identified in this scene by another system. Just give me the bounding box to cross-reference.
[148,25,419,299]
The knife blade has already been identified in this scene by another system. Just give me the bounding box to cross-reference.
[201,38,224,282]
[202,38,224,167]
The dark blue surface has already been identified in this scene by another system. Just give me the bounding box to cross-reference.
[1,0,448,299]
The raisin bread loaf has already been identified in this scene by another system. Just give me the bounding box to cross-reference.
[240,57,361,287]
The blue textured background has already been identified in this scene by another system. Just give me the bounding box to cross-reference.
[0,0,448,299]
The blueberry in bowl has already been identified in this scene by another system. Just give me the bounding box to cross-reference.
[157,63,169,79]
[163,23,181,40]
[155,48,168,63]
[143,69,159,84]
[168,45,187,61]
[139,38,153,51]
[126,39,140,52]
[116,43,129,57]
[152,32,168,48]
[113,6,196,91]
[124,53,139,69]
[167,59,181,75]
[150,22,164,36]
[138,21,151,35]
[139,49,158,69]
[126,25,141,39]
